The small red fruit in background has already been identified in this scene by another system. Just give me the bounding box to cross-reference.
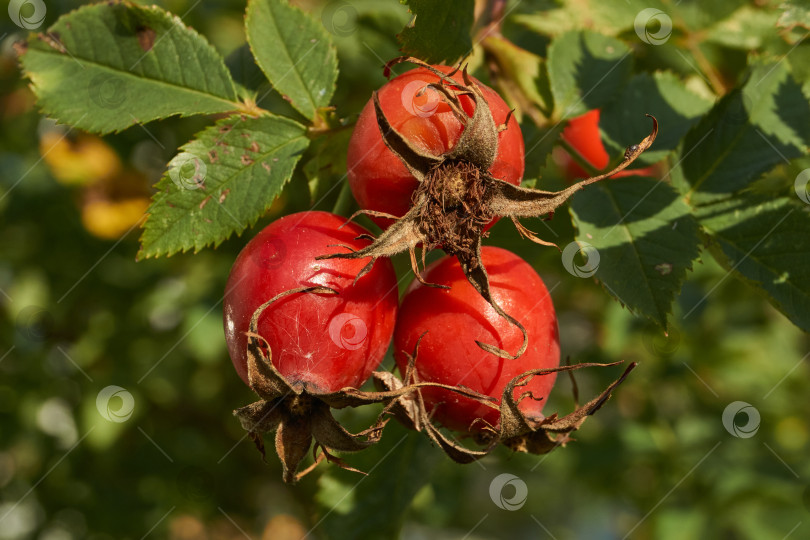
[560,109,657,180]
[347,65,525,228]
[223,211,398,393]
[393,247,560,433]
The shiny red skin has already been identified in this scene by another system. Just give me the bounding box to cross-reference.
[224,211,398,393]
[560,109,657,180]
[348,66,525,228]
[393,247,560,433]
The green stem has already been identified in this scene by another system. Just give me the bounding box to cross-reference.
[307,121,354,140]
[331,180,355,217]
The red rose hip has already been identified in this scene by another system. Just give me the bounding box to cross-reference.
[224,211,398,393]
[347,65,525,228]
[394,246,560,433]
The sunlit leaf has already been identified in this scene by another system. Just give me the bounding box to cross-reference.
[547,31,633,119]
[20,3,239,134]
[674,62,810,206]
[696,195,810,331]
[398,0,475,64]
[600,72,712,166]
[139,114,309,258]
[571,178,700,327]
[246,0,338,120]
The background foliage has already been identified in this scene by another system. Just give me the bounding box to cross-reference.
[2,0,809,538]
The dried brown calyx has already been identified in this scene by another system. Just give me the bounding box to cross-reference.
[234,287,495,483]
[376,340,637,464]
[318,57,658,360]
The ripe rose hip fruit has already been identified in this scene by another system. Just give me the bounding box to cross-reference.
[223,211,398,393]
[394,246,560,433]
[347,64,525,227]
[559,109,657,180]
[321,58,656,362]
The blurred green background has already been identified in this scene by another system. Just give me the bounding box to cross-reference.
[1,0,809,538]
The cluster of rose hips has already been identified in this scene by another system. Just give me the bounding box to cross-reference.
[223,59,652,482]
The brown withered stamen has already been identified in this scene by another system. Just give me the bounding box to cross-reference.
[318,56,658,361]
[414,161,492,256]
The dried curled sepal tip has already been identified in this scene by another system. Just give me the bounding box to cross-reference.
[374,339,500,464]
[497,362,637,456]
[382,341,636,464]
[319,55,658,360]
[233,286,399,484]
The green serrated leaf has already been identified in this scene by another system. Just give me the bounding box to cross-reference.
[138,114,309,258]
[788,42,810,94]
[674,62,810,206]
[778,1,810,45]
[19,2,239,134]
[778,0,810,31]
[511,3,579,38]
[246,0,338,121]
[600,72,713,166]
[514,0,749,39]
[482,35,552,122]
[398,0,475,64]
[672,0,749,31]
[705,5,780,50]
[547,30,633,120]
[570,178,701,328]
[695,195,810,331]
[512,0,660,38]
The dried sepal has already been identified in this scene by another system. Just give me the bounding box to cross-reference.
[275,416,313,483]
[372,92,440,182]
[245,286,337,399]
[372,371,424,432]
[315,444,368,477]
[381,338,636,464]
[375,337,500,463]
[294,450,327,482]
[421,412,494,464]
[234,287,510,482]
[502,361,636,458]
[233,286,409,483]
[319,56,659,359]
[486,116,658,220]
[456,239,527,360]
[413,378,497,464]
[233,400,284,433]
[309,400,385,452]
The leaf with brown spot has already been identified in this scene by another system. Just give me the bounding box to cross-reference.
[139,115,309,258]
[20,3,240,134]
[136,26,156,51]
